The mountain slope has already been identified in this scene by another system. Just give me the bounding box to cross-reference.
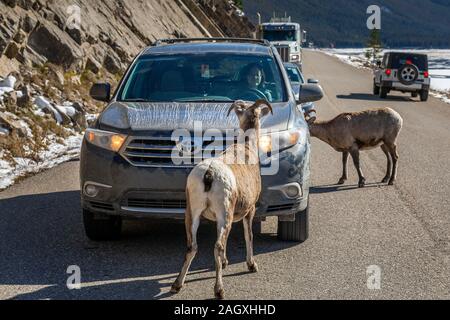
[243,0,450,47]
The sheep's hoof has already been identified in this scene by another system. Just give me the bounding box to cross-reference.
[358,180,366,188]
[247,262,259,273]
[337,178,346,185]
[215,287,225,300]
[381,177,390,184]
[388,180,395,186]
[222,259,229,270]
[170,283,182,294]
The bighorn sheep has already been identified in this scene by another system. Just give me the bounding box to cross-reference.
[305,108,403,188]
[171,99,273,299]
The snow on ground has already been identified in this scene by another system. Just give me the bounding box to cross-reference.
[0,75,93,191]
[0,134,82,190]
[321,48,450,104]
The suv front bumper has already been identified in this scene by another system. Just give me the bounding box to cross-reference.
[80,140,311,220]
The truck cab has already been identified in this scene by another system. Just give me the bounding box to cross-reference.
[257,19,304,71]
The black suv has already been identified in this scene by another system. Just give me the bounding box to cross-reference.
[80,38,323,242]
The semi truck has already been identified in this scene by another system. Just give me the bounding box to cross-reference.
[257,15,306,70]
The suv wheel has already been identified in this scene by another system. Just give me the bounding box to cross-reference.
[373,80,380,95]
[398,64,419,85]
[83,209,122,241]
[420,90,429,102]
[277,204,309,243]
[379,86,389,99]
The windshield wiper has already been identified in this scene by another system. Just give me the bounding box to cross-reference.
[120,98,150,102]
[174,98,232,103]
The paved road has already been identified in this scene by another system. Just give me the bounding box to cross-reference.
[1,50,449,300]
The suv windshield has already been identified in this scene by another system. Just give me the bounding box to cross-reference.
[119,53,287,103]
[389,53,428,70]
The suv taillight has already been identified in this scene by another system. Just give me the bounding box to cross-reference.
[424,71,429,78]
[385,69,392,76]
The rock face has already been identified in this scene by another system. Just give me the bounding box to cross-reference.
[27,21,83,70]
[0,0,253,76]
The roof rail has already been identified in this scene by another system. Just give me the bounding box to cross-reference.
[153,38,271,47]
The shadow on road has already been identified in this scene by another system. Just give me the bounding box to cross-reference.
[0,191,297,300]
[311,182,386,194]
[336,93,415,102]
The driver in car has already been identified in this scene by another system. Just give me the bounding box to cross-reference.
[237,63,273,102]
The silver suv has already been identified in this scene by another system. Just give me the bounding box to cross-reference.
[80,38,323,242]
[373,52,430,101]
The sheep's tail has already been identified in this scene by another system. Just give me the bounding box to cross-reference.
[203,168,214,192]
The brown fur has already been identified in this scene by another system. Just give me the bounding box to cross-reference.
[171,100,273,299]
[308,108,403,187]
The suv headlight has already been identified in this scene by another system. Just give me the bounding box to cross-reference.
[85,129,127,152]
[260,129,301,154]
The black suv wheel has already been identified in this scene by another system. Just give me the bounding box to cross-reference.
[83,209,122,241]
[277,204,309,243]
[379,86,389,99]
[373,80,380,95]
[420,90,429,102]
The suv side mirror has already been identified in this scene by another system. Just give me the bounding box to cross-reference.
[90,83,111,102]
[296,84,323,104]
[307,79,319,84]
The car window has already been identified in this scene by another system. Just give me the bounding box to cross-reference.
[285,66,304,84]
[119,53,287,103]
[389,53,428,70]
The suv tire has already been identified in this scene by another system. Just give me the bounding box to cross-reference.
[373,80,380,95]
[83,209,122,241]
[420,90,429,102]
[398,64,419,85]
[379,86,389,99]
[277,204,309,242]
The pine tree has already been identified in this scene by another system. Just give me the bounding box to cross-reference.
[365,29,383,67]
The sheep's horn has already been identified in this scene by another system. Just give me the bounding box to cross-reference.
[227,100,246,117]
[253,99,273,115]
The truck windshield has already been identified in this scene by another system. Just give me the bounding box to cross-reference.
[263,30,297,42]
[119,53,287,103]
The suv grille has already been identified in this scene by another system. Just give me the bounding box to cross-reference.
[121,135,236,167]
[275,45,290,62]
[126,198,186,209]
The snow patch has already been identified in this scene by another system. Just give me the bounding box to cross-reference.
[0,134,83,190]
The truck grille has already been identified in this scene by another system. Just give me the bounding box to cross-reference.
[121,135,236,167]
[275,45,290,62]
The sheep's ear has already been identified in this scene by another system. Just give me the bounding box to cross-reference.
[253,99,273,117]
[227,100,246,117]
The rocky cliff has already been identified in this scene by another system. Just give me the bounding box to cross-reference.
[0,0,254,190]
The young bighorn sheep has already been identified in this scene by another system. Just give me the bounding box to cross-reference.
[171,99,273,299]
[306,108,403,188]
